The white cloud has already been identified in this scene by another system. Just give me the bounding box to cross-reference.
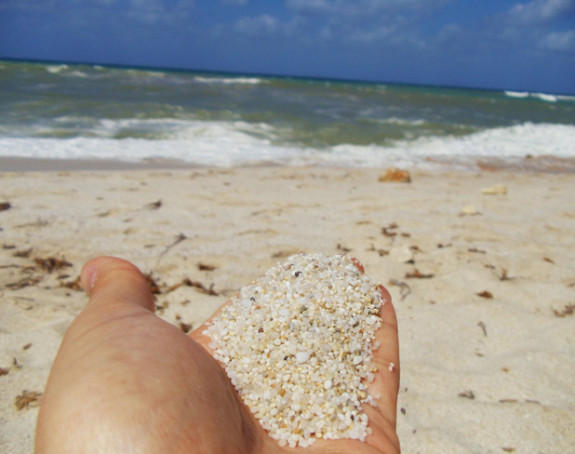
[286,0,452,18]
[349,25,396,42]
[437,23,462,40]
[0,0,60,12]
[507,0,574,25]
[283,0,452,44]
[235,14,278,36]
[126,0,194,24]
[1,0,195,24]
[479,0,575,54]
[538,29,575,51]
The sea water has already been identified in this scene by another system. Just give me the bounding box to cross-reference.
[1,59,574,169]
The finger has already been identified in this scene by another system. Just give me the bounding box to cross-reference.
[80,256,155,313]
[351,258,400,419]
[350,259,400,444]
[368,285,400,425]
[351,256,365,273]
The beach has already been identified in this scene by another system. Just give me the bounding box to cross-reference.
[1,163,574,452]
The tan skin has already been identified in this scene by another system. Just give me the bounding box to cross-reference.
[35,256,400,454]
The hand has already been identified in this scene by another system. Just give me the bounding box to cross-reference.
[36,256,400,453]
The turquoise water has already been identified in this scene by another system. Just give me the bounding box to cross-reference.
[1,59,574,168]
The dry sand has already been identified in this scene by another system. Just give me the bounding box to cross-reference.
[1,165,574,453]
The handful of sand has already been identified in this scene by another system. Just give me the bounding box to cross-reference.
[204,253,385,447]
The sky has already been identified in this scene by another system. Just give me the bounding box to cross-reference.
[1,0,574,94]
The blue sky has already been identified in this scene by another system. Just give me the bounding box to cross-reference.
[1,0,574,94]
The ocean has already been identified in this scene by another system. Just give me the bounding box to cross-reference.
[1,59,574,170]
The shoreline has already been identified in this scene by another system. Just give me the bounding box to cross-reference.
[0,157,201,172]
[1,155,575,173]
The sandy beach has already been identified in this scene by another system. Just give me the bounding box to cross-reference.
[1,163,574,453]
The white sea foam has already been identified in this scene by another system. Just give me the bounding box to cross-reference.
[93,118,276,142]
[1,122,574,169]
[533,93,557,103]
[377,117,426,126]
[504,91,529,99]
[193,76,264,85]
[45,64,89,78]
[414,123,575,158]
[0,120,296,167]
[504,90,568,103]
[68,71,89,78]
[316,123,575,167]
[46,65,69,74]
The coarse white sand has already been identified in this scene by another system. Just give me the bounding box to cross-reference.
[1,164,574,453]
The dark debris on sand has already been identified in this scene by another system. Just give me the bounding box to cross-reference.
[553,303,575,318]
[405,268,434,279]
[34,256,73,273]
[145,273,219,297]
[4,253,76,290]
[14,390,42,411]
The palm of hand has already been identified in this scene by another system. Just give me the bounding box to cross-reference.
[36,257,400,454]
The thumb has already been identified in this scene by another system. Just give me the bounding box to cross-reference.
[80,256,155,313]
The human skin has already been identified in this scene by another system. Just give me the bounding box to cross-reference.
[35,256,400,454]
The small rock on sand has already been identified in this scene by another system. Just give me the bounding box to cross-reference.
[481,184,507,195]
[460,205,481,216]
[378,168,412,183]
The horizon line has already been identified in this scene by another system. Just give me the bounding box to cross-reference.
[4,55,572,97]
